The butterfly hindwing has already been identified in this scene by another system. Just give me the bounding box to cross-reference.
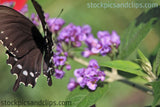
[6,49,42,91]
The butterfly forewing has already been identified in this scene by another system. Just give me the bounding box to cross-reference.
[32,0,54,86]
[0,0,54,91]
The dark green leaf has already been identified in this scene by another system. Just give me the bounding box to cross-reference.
[100,60,147,77]
[149,80,160,107]
[153,48,160,77]
[119,7,160,59]
[65,84,108,107]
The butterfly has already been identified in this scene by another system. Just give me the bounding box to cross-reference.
[0,0,54,91]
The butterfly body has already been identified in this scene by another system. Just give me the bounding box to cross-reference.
[0,0,54,91]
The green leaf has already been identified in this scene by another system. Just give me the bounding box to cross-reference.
[149,80,160,107]
[153,48,160,77]
[137,49,150,63]
[100,60,147,77]
[119,7,160,59]
[137,49,152,74]
[65,84,108,107]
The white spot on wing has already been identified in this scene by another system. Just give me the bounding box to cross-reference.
[19,82,25,85]
[47,78,50,81]
[47,67,52,73]
[6,53,9,60]
[13,73,18,79]
[28,84,33,87]
[1,31,4,34]
[35,77,38,82]
[45,38,48,43]
[8,64,12,69]
[14,48,16,51]
[45,25,48,29]
[9,43,13,46]
[0,40,3,44]
[30,72,34,77]
[49,58,52,63]
[17,64,22,69]
[23,70,28,76]
[5,37,8,40]
[4,46,9,50]
[14,58,18,61]
[43,74,47,77]
[16,50,19,53]
[10,52,16,57]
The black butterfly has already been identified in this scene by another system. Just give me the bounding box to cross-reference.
[0,0,54,91]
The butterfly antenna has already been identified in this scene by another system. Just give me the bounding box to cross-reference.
[53,8,63,23]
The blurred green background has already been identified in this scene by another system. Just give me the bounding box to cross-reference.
[0,0,160,107]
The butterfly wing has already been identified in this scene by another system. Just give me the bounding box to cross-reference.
[32,0,54,86]
[0,5,45,91]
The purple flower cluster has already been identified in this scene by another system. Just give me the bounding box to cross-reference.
[58,24,91,47]
[52,43,71,79]
[56,23,120,58]
[52,49,71,79]
[82,31,120,57]
[67,59,105,91]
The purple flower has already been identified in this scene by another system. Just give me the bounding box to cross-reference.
[82,49,92,58]
[88,59,99,69]
[19,4,28,14]
[100,46,111,56]
[97,31,110,39]
[85,68,97,78]
[47,18,65,33]
[67,78,78,91]
[99,35,112,46]
[110,31,120,48]
[44,13,50,20]
[55,69,65,79]
[66,64,71,71]
[84,35,98,49]
[97,71,106,81]
[74,68,85,77]
[54,56,67,66]
[91,43,102,54]
[77,77,86,88]
[56,43,63,55]
[86,79,98,90]
[31,13,40,26]
[81,25,92,35]
[64,52,68,57]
